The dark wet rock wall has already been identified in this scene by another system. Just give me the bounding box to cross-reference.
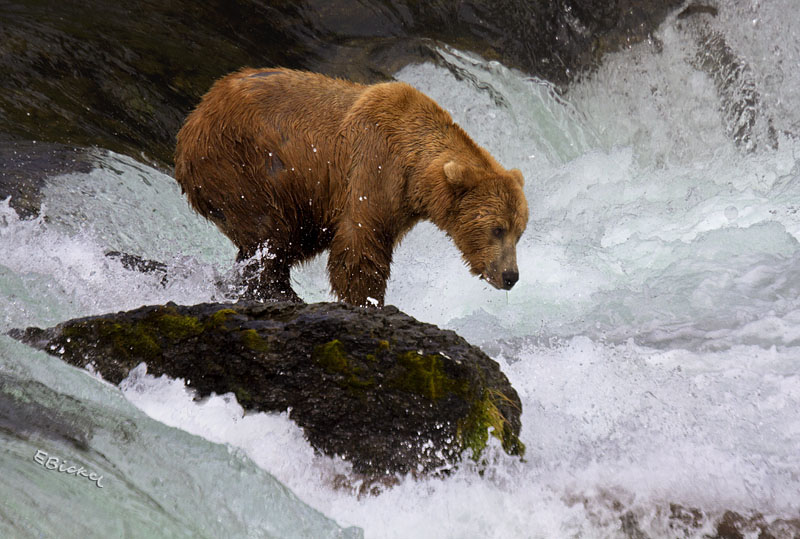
[0,0,682,167]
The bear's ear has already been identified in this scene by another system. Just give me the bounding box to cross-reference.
[510,168,525,188]
[443,161,475,189]
[443,161,464,184]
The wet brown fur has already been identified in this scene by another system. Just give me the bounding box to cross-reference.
[174,68,528,306]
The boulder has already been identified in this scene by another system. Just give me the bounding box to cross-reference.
[10,301,524,482]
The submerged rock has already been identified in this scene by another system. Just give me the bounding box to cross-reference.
[0,141,94,219]
[665,504,800,539]
[11,301,524,482]
[570,494,800,539]
[676,5,779,152]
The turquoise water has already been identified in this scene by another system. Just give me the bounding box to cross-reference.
[0,336,361,538]
[2,1,800,536]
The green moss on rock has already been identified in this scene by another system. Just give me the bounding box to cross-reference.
[366,338,392,362]
[391,349,524,459]
[153,312,203,340]
[61,307,227,362]
[234,387,253,406]
[239,329,270,353]
[458,389,525,460]
[313,339,375,394]
[313,339,349,373]
[94,320,161,360]
[394,351,464,400]
[204,308,238,330]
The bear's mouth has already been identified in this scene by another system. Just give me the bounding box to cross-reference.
[481,269,519,290]
[481,272,504,290]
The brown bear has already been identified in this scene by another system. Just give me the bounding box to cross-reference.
[174,68,528,306]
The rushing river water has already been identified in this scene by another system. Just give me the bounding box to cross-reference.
[2,1,800,537]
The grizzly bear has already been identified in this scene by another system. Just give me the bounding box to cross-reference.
[174,68,528,306]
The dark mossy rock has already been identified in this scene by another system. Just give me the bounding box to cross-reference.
[1,0,682,167]
[11,301,524,480]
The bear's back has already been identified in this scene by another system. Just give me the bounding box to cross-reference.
[186,68,363,142]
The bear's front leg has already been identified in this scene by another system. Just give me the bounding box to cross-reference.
[327,220,393,307]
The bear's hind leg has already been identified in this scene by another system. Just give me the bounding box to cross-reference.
[236,247,302,303]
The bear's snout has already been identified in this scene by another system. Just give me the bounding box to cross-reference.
[482,262,519,291]
[501,270,519,289]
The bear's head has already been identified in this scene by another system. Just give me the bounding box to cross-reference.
[442,161,529,291]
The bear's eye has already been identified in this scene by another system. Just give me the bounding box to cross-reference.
[492,227,505,239]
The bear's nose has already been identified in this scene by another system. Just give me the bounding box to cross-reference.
[501,270,519,289]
